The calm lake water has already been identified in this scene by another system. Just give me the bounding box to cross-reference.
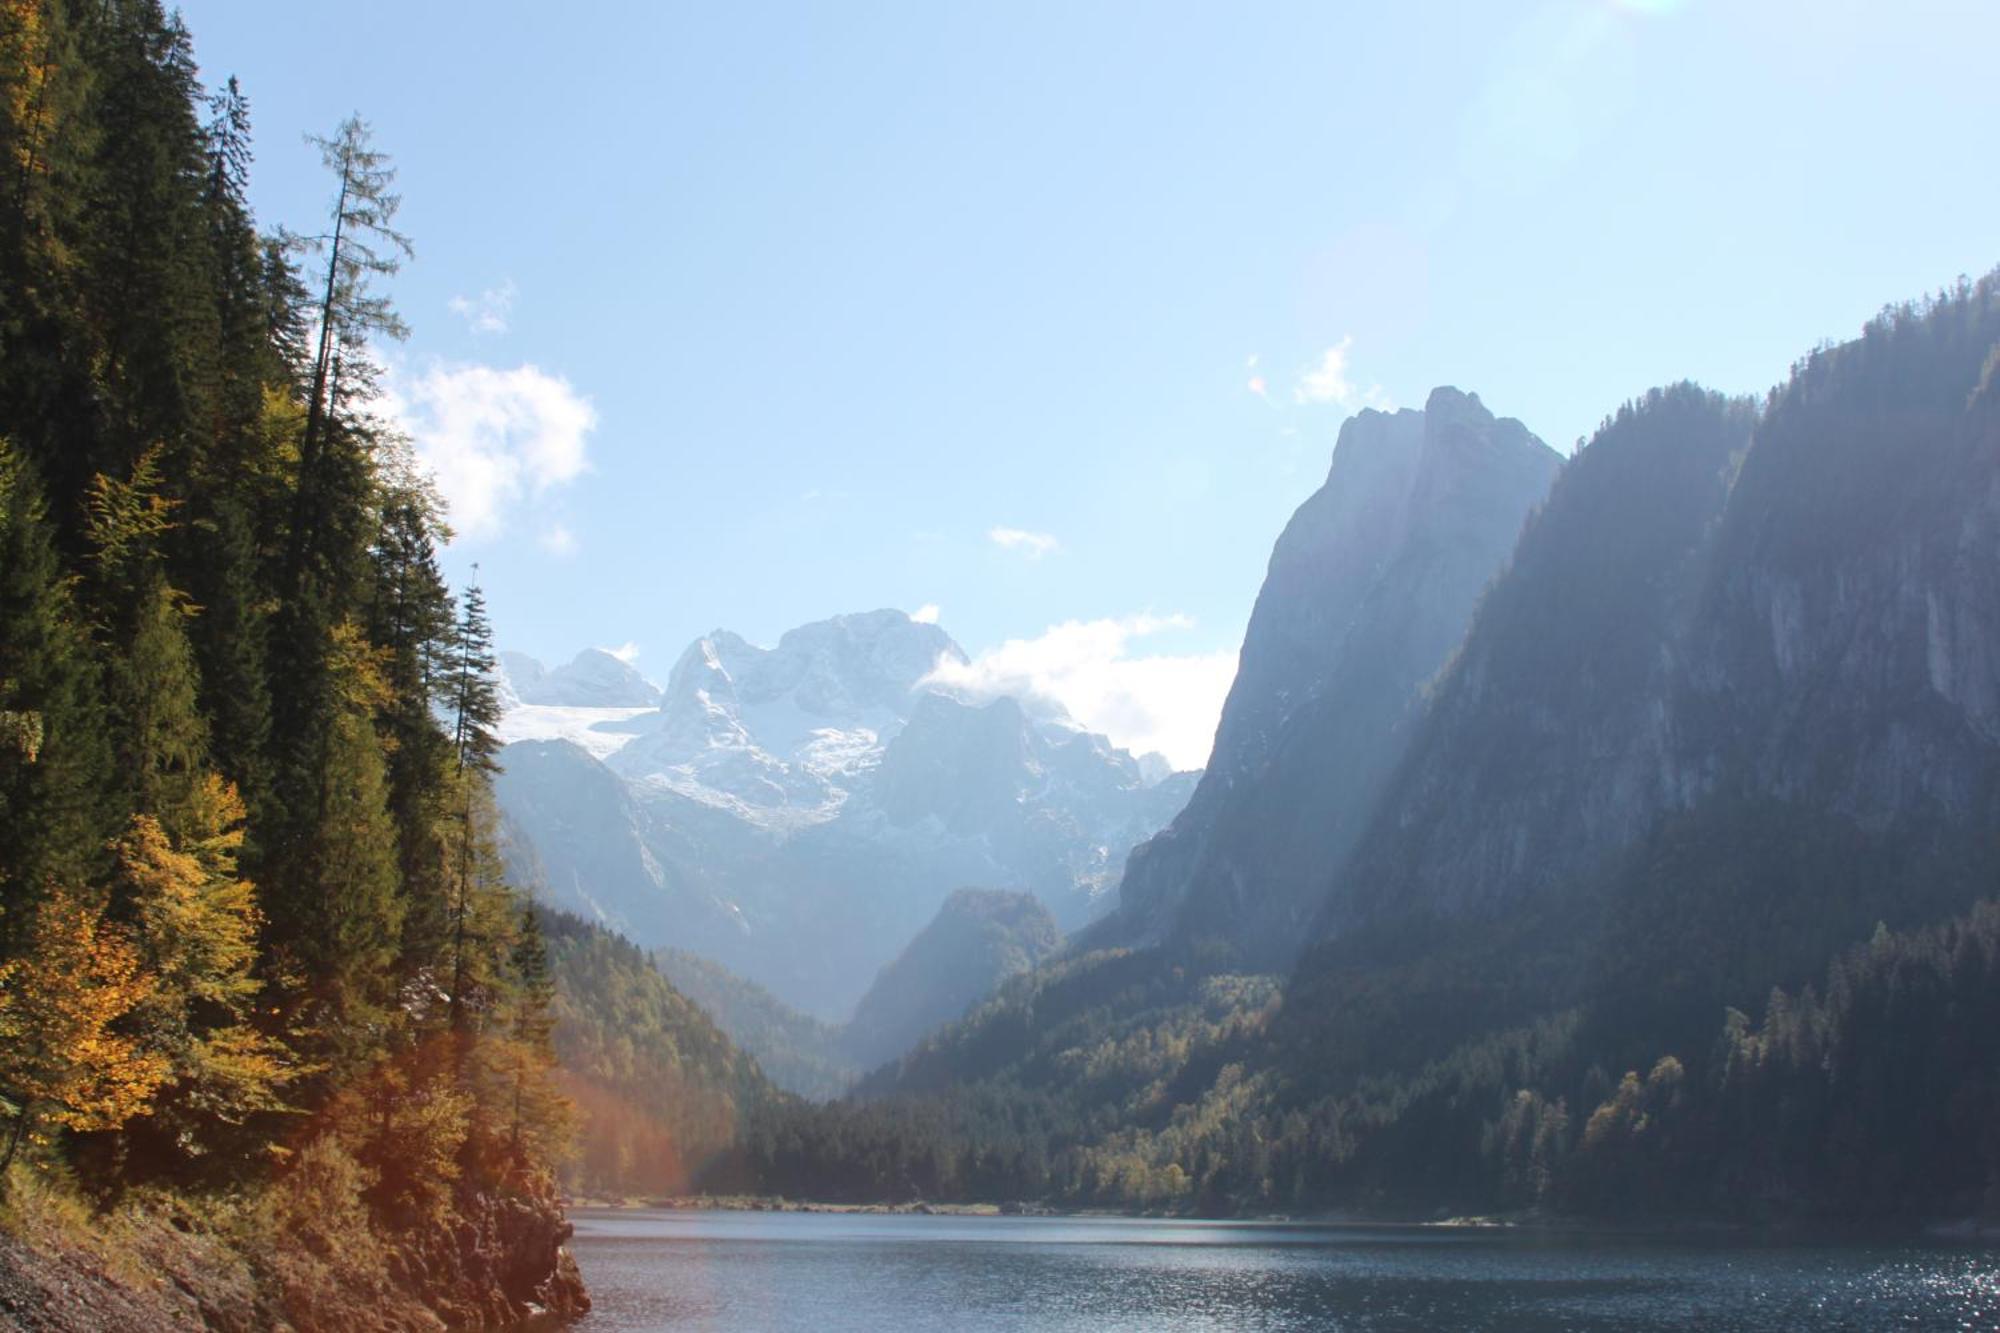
[561,1208,1997,1331]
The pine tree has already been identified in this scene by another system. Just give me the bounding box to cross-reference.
[181,73,280,795]
[269,621,405,1073]
[77,3,218,497]
[81,449,210,829]
[510,905,554,1056]
[0,0,101,536]
[480,903,569,1169]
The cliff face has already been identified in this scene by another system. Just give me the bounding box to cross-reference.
[1332,283,2000,938]
[1333,384,1753,923]
[1107,388,1560,966]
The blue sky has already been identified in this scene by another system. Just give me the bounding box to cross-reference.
[178,0,1999,767]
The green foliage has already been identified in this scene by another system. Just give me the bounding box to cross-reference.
[0,8,575,1310]
[445,578,502,776]
[0,441,113,902]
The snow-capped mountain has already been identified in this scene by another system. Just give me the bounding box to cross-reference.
[494,609,1199,1019]
[609,611,963,829]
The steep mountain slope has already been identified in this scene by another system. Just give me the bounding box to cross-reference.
[495,609,1197,1019]
[842,889,1063,1071]
[493,739,743,945]
[1106,387,1559,965]
[1332,289,2000,947]
[1329,383,1754,928]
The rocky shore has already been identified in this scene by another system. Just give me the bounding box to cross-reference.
[0,1180,586,1332]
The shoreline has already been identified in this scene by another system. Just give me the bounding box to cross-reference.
[561,1195,2000,1245]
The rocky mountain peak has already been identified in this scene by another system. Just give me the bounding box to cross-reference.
[1105,388,1561,964]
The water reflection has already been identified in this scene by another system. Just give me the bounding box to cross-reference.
[557,1209,1998,1331]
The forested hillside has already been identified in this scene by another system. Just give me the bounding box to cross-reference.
[0,2,584,1324]
[656,947,856,1101]
[745,275,2000,1228]
[544,912,773,1196]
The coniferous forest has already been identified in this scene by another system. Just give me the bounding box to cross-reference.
[0,2,584,1324]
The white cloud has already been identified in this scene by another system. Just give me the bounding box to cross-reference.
[1295,337,1356,404]
[448,280,517,336]
[910,603,941,625]
[538,523,577,557]
[923,614,1239,771]
[601,641,641,664]
[386,362,596,542]
[988,526,1060,560]
[1294,336,1393,410]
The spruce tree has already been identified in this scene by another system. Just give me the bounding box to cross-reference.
[0,442,113,914]
[448,576,502,776]
[444,577,503,1033]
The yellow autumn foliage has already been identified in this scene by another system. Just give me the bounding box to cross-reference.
[0,887,168,1171]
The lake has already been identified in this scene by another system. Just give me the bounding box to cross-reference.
[560,1208,1997,1330]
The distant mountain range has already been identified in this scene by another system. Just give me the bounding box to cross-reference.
[495,609,1196,1022]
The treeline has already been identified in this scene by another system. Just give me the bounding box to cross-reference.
[0,0,573,1315]
[721,889,2000,1225]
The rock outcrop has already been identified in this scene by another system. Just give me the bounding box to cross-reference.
[1104,387,1560,966]
[1332,285,2000,940]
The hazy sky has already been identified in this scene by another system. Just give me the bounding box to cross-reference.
[177,0,1999,767]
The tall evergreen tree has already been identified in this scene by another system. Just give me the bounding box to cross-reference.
[0,441,113,913]
[448,575,502,776]
[289,114,408,584]
[367,458,456,971]
[444,577,503,1033]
